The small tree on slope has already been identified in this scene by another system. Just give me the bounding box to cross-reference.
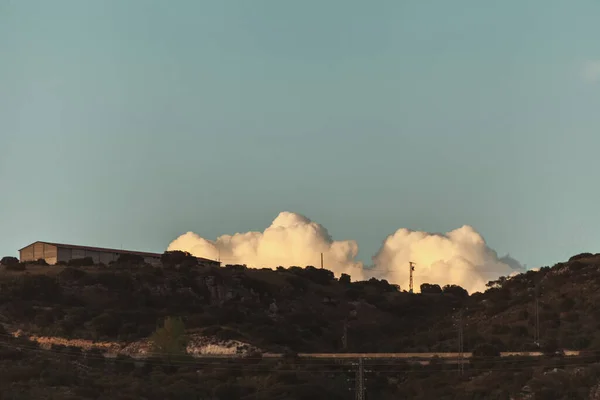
[150,316,188,363]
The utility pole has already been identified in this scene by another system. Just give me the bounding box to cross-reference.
[321,253,324,269]
[342,321,348,351]
[409,262,415,293]
[457,309,464,375]
[355,358,365,400]
[534,284,540,346]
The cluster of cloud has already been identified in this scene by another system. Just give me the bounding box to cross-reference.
[168,211,524,294]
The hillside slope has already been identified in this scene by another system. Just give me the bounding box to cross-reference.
[1,252,600,354]
[2,252,600,399]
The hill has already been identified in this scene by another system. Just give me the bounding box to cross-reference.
[2,251,600,398]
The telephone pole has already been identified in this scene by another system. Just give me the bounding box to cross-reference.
[409,262,415,293]
[355,358,365,400]
[321,253,324,269]
[342,321,348,351]
[457,309,464,375]
[534,284,540,346]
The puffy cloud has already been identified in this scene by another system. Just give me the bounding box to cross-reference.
[370,226,524,294]
[167,212,365,279]
[168,212,523,294]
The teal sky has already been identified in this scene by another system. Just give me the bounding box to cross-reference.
[1,0,600,270]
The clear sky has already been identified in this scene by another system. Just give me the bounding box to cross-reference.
[1,0,600,269]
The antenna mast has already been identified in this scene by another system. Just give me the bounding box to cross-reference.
[409,262,416,293]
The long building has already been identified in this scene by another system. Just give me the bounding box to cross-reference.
[18,241,220,267]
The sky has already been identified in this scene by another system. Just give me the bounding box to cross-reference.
[1,0,600,276]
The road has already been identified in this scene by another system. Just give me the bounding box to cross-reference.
[178,350,582,361]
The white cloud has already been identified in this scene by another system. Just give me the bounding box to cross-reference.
[582,60,600,83]
[168,212,365,279]
[168,211,524,294]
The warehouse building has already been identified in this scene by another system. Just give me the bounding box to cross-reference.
[18,241,220,267]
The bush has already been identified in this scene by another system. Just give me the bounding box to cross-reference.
[569,253,594,262]
[339,273,351,284]
[286,276,308,292]
[420,283,442,294]
[0,256,19,266]
[150,316,187,360]
[116,253,145,265]
[68,257,94,267]
[57,267,88,282]
[345,288,362,301]
[442,284,469,298]
[302,266,335,285]
[5,263,26,271]
[87,312,121,338]
[161,251,197,268]
[366,278,399,292]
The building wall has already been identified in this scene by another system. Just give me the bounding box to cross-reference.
[144,256,162,267]
[57,247,120,265]
[20,242,176,267]
[20,243,58,264]
[56,247,72,264]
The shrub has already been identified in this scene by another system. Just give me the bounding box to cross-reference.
[5,263,26,271]
[366,277,399,292]
[161,251,197,268]
[302,266,334,285]
[116,253,145,265]
[339,273,351,284]
[150,316,187,360]
[287,276,308,292]
[87,312,121,338]
[0,256,19,266]
[345,288,362,301]
[541,337,560,356]
[420,283,442,294]
[57,267,88,282]
[569,253,594,262]
[442,284,469,298]
[68,257,94,267]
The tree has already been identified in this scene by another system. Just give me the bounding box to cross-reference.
[302,266,334,285]
[150,317,187,361]
[339,273,351,285]
[442,284,469,298]
[420,283,442,294]
[161,251,197,268]
[0,256,19,266]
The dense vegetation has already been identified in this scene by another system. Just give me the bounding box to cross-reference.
[2,251,600,398]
